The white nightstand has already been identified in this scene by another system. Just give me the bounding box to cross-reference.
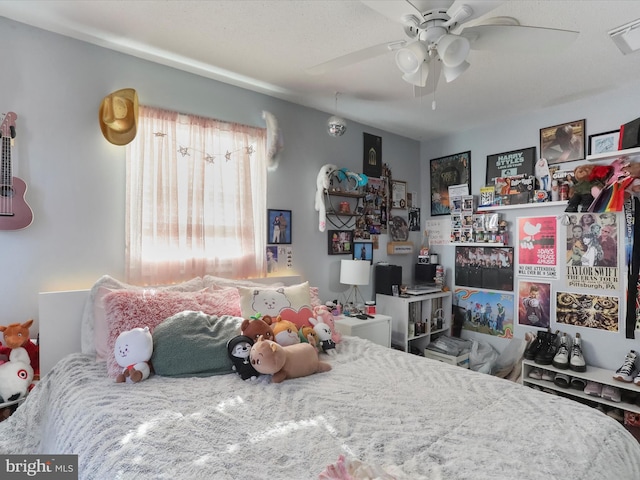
[334,314,392,348]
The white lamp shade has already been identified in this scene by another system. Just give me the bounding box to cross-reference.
[437,34,470,68]
[395,41,428,74]
[402,61,429,87]
[443,60,470,83]
[340,259,370,286]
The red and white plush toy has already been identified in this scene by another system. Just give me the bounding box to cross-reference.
[114,327,153,383]
[249,336,331,383]
[0,347,34,404]
[0,319,39,378]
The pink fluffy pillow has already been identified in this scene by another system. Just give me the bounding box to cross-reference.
[103,287,241,379]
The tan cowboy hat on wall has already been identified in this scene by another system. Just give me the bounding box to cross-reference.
[99,88,139,146]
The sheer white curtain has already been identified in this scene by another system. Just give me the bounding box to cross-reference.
[125,106,267,285]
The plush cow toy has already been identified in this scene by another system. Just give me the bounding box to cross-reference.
[0,347,34,404]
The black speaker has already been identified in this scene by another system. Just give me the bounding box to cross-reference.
[414,263,437,284]
[375,264,402,295]
[620,117,640,150]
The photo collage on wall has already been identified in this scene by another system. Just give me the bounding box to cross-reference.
[512,212,621,332]
[266,209,293,274]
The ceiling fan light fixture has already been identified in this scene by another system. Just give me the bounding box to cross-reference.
[443,60,470,83]
[402,62,430,87]
[395,41,428,74]
[437,34,470,68]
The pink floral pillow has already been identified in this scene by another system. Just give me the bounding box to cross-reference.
[102,287,242,379]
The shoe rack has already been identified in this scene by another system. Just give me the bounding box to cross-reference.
[522,359,640,414]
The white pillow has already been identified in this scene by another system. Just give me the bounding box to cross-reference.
[238,282,311,318]
[80,275,204,356]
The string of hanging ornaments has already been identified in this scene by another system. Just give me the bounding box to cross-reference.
[327,92,347,137]
[152,131,255,164]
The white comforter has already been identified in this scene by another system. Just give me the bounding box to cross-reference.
[1,337,639,480]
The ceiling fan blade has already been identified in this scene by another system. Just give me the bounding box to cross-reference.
[360,0,423,23]
[446,0,504,26]
[305,41,405,75]
[462,24,579,53]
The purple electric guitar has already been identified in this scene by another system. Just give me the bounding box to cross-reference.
[0,112,33,230]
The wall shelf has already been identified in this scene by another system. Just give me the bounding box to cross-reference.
[586,146,640,163]
[477,200,567,212]
[450,242,504,247]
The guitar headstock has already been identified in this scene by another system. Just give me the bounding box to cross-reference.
[0,112,17,139]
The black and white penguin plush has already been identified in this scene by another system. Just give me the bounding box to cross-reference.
[227,335,260,381]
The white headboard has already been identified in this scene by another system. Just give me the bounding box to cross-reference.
[38,275,302,377]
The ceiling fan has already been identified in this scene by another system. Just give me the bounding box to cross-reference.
[308,0,579,95]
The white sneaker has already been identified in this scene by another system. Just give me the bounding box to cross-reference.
[528,368,542,380]
[613,350,638,383]
[569,332,586,372]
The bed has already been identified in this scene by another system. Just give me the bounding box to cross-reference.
[1,275,640,480]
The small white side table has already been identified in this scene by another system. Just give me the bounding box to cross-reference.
[334,314,392,348]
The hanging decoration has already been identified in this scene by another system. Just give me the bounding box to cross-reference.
[152,131,255,165]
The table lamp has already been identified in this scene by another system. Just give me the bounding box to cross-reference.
[340,259,370,307]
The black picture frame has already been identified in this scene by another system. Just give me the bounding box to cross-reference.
[267,209,291,244]
[454,246,514,291]
[430,151,471,216]
[353,241,373,263]
[588,129,620,155]
[328,230,353,255]
[485,146,536,184]
[540,119,586,164]
[363,132,382,178]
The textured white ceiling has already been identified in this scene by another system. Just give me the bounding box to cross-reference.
[2,0,640,141]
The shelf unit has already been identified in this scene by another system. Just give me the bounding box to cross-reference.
[333,314,392,348]
[376,291,452,353]
[522,359,640,414]
[586,146,640,163]
[450,242,504,247]
[476,200,568,212]
[324,190,365,229]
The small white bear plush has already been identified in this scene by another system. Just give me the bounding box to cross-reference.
[114,327,153,383]
[0,347,34,403]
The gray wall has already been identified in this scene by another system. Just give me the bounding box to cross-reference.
[421,82,640,370]
[0,17,420,334]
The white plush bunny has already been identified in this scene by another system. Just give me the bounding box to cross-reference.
[315,164,338,232]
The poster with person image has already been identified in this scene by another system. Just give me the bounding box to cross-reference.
[517,280,551,328]
[565,212,619,290]
[454,288,514,338]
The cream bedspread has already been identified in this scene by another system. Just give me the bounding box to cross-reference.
[1,336,639,480]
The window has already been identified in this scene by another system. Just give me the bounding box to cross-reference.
[125,106,267,285]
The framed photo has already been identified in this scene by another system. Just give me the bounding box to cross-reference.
[588,129,620,155]
[328,230,353,255]
[353,241,373,263]
[267,209,291,244]
[363,132,382,178]
[540,119,585,164]
[485,146,536,184]
[430,151,471,216]
[391,180,407,209]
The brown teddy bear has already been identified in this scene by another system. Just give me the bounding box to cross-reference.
[240,315,275,343]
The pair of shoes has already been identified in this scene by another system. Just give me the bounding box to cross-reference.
[584,381,603,397]
[613,350,639,383]
[524,332,546,360]
[570,377,586,390]
[528,368,542,380]
[534,330,559,365]
[554,373,570,388]
[552,332,587,371]
[602,385,622,402]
